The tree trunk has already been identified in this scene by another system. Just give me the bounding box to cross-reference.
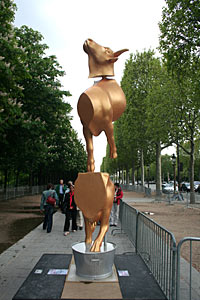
[132,160,136,185]
[156,142,162,197]
[189,139,195,204]
[4,169,8,192]
[177,143,181,191]
[15,170,19,188]
[38,168,42,186]
[126,167,129,185]
[140,149,144,186]
[29,171,33,193]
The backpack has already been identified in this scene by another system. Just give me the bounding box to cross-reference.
[46,192,56,206]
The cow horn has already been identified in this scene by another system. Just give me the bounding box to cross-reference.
[114,49,129,57]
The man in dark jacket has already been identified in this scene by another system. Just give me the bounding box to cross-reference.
[55,179,67,209]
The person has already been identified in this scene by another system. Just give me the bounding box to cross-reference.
[40,183,58,233]
[55,179,67,210]
[67,180,84,230]
[76,207,84,230]
[110,182,123,227]
[63,183,77,236]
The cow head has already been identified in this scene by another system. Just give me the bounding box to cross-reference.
[83,39,128,78]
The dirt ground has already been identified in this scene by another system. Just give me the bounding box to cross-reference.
[124,191,200,272]
[0,194,43,254]
[0,191,199,272]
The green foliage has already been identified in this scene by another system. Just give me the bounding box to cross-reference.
[0,0,27,135]
[0,1,87,187]
[103,50,172,177]
[102,1,200,197]
[159,0,200,76]
[159,0,200,146]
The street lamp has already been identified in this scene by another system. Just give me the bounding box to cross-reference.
[171,154,176,194]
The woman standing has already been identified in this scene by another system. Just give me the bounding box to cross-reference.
[63,184,77,236]
[110,182,123,227]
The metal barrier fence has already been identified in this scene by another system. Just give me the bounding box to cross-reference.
[119,201,138,248]
[176,237,200,300]
[137,212,176,300]
[0,185,46,201]
[119,200,177,300]
[121,184,151,196]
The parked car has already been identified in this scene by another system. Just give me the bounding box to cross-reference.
[181,182,190,192]
[196,184,200,193]
[194,181,200,192]
[181,181,200,192]
[162,182,178,194]
[162,182,168,189]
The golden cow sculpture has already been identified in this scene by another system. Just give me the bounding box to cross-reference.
[75,39,128,252]
[77,39,128,172]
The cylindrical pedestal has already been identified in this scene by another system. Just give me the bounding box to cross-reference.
[72,242,116,280]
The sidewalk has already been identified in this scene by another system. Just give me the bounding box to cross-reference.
[0,211,135,300]
[0,191,199,300]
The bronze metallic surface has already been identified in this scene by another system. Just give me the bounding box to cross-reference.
[78,39,128,172]
[74,172,115,252]
[83,38,128,78]
[75,39,128,252]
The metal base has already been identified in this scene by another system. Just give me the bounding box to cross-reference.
[72,241,116,280]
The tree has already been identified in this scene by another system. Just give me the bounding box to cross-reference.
[120,51,174,195]
[119,51,155,186]
[144,62,181,195]
[159,0,200,76]
[0,2,87,188]
[159,0,200,203]
[13,25,87,184]
[0,0,29,189]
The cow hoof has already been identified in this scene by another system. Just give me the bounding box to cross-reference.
[87,161,95,172]
[90,241,101,252]
[110,152,117,159]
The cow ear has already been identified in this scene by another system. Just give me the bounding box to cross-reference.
[108,57,118,63]
[114,49,129,57]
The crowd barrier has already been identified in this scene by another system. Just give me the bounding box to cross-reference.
[0,185,46,201]
[118,200,200,300]
[118,200,176,300]
[121,183,152,196]
[176,237,200,300]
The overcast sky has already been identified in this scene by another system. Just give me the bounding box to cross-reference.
[14,0,171,171]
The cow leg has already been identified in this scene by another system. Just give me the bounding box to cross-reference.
[83,126,95,172]
[84,217,96,245]
[104,123,117,159]
[90,211,110,252]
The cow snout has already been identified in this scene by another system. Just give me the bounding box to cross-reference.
[83,39,93,53]
[83,40,89,53]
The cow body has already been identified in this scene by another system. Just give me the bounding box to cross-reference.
[74,172,114,252]
[78,39,128,172]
